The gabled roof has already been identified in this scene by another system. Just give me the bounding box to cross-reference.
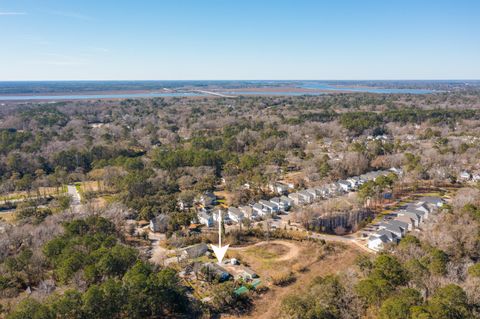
[418,196,444,206]
[198,212,212,220]
[252,203,263,210]
[369,234,389,243]
[398,210,421,221]
[259,199,276,207]
[377,229,397,241]
[387,219,409,230]
[228,207,242,215]
[395,215,414,225]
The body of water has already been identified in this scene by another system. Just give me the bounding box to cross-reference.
[300,83,437,94]
[0,92,203,101]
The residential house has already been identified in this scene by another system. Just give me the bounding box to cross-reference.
[201,263,231,282]
[397,210,421,227]
[198,212,214,227]
[472,173,480,182]
[259,200,279,214]
[459,171,471,181]
[408,202,431,219]
[305,188,320,200]
[212,209,230,223]
[404,205,427,222]
[394,215,415,231]
[288,192,303,205]
[181,243,209,259]
[269,183,289,195]
[149,214,171,233]
[337,180,351,192]
[419,197,444,209]
[228,207,245,223]
[389,167,404,176]
[368,229,398,251]
[197,192,217,207]
[346,177,360,190]
[271,196,292,212]
[298,190,314,204]
[239,206,256,220]
[378,222,405,238]
[252,203,266,217]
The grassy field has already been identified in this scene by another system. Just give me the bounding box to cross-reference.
[225,240,365,319]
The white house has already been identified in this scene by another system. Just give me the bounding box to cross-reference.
[239,206,256,220]
[305,188,319,200]
[271,196,292,212]
[228,207,244,223]
[397,210,421,227]
[198,212,214,227]
[379,221,406,238]
[298,190,314,204]
[337,180,351,192]
[259,200,279,213]
[252,203,266,216]
[288,192,303,205]
[149,214,171,233]
[394,215,415,231]
[368,229,397,251]
[269,183,289,195]
[459,171,471,181]
[212,209,230,223]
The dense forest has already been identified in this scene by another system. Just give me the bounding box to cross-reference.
[1,92,480,318]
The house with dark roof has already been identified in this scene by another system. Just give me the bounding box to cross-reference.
[149,214,171,233]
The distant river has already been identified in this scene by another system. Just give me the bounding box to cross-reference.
[0,86,436,101]
[300,83,437,94]
[0,92,203,101]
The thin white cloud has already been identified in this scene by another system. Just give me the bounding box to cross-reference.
[0,12,27,16]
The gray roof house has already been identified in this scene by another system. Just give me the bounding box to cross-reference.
[394,215,415,231]
[379,222,406,238]
[418,196,444,209]
[239,206,256,220]
[271,196,291,211]
[212,209,230,223]
[259,199,279,213]
[269,183,289,195]
[149,214,171,233]
[397,210,421,227]
[252,203,266,216]
[305,188,319,199]
[298,190,314,204]
[337,180,351,192]
[198,192,217,207]
[228,207,244,223]
[288,192,303,205]
[198,212,214,227]
[181,243,209,259]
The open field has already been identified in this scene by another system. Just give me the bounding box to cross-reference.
[225,240,365,319]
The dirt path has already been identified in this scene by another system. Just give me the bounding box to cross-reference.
[230,240,300,262]
[224,244,364,319]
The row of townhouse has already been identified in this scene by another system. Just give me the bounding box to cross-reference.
[196,167,402,227]
[459,171,480,182]
[197,196,293,227]
[287,168,400,206]
[367,197,444,251]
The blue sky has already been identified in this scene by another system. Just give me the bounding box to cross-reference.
[0,0,479,80]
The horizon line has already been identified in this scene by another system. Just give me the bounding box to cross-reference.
[0,79,480,82]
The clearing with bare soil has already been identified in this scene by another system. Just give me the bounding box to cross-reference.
[224,240,365,319]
